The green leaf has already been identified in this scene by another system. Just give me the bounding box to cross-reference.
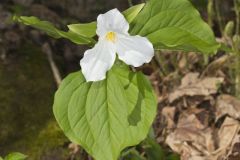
[67,3,145,39]
[14,16,60,38]
[130,0,220,54]
[53,64,157,160]
[0,156,3,160]
[67,22,97,38]
[219,43,233,52]
[167,154,180,160]
[4,152,27,160]
[14,16,95,45]
[121,149,146,160]
[122,3,145,23]
[143,137,165,160]
[15,3,145,46]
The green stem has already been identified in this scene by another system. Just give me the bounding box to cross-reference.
[207,0,214,27]
[127,0,133,6]
[154,51,167,76]
[234,0,240,35]
[233,0,240,97]
[215,0,224,35]
[234,42,240,97]
[235,55,240,98]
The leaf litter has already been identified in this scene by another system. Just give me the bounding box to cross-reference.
[149,53,240,160]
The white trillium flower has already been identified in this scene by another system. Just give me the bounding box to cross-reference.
[80,8,154,82]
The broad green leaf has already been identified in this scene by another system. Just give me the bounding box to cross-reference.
[56,30,95,45]
[14,16,95,45]
[68,22,97,38]
[53,64,157,160]
[122,3,145,23]
[130,0,220,54]
[67,3,145,39]
[4,152,27,160]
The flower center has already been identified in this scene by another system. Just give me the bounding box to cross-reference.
[105,31,116,42]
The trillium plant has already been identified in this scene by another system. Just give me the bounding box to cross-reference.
[16,0,220,160]
[81,9,154,82]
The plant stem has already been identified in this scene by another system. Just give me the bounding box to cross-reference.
[127,0,133,6]
[207,0,214,27]
[234,0,240,35]
[154,51,167,76]
[233,0,240,98]
[235,55,240,98]
[215,0,224,35]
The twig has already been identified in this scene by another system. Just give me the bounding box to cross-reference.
[42,43,62,87]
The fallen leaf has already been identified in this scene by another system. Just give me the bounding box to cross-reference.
[68,143,80,154]
[212,117,240,159]
[218,118,239,150]
[227,135,240,160]
[201,55,231,77]
[169,73,224,103]
[161,106,176,129]
[166,116,240,160]
[215,95,240,120]
[166,114,215,160]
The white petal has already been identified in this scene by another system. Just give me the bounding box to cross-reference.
[96,8,129,37]
[116,34,154,67]
[80,40,116,82]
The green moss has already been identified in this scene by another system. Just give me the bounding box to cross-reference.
[0,42,69,159]
[28,120,69,159]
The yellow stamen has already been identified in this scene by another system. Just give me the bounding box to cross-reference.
[105,32,116,42]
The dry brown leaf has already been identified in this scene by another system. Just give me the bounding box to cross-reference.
[218,118,239,150]
[166,116,240,160]
[178,114,205,130]
[201,55,231,77]
[216,95,240,120]
[68,143,80,154]
[169,73,224,103]
[212,117,240,160]
[227,135,240,160]
[161,106,176,129]
[166,114,215,160]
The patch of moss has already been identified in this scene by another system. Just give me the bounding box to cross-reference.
[28,120,69,159]
[0,42,68,159]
